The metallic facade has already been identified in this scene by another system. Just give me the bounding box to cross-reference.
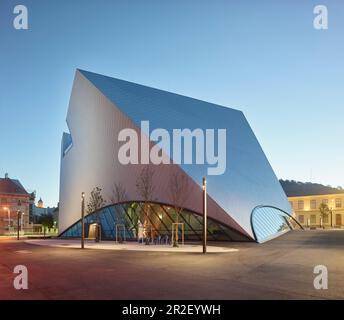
[59,69,294,242]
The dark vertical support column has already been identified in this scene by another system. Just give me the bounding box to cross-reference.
[17,211,20,240]
[81,192,85,249]
[202,177,207,254]
[17,200,22,240]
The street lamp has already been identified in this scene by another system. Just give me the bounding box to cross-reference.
[202,177,207,254]
[17,210,22,240]
[330,199,335,228]
[17,200,23,240]
[81,192,85,249]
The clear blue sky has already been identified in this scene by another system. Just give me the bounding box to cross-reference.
[0,0,343,207]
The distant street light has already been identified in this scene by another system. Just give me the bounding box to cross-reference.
[202,177,207,254]
[81,192,85,249]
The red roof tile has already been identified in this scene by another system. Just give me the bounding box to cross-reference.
[0,178,29,196]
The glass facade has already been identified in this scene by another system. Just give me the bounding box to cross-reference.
[251,206,301,243]
[60,202,251,242]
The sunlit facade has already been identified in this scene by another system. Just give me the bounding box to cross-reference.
[0,174,32,235]
[59,69,299,243]
[289,194,344,228]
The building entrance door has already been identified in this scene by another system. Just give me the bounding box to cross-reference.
[336,214,342,226]
[88,223,100,239]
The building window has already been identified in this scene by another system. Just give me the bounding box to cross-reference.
[323,215,329,223]
[335,198,342,208]
[298,200,304,210]
[310,200,316,210]
[310,215,316,224]
[298,215,304,224]
[0,198,7,204]
[322,199,328,205]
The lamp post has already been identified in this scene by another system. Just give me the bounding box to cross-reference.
[17,210,21,240]
[17,200,23,240]
[81,192,85,249]
[21,212,25,236]
[202,177,207,254]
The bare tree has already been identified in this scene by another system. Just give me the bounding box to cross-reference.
[169,171,190,246]
[136,166,156,242]
[87,187,106,222]
[136,166,155,202]
[110,182,129,233]
[110,182,128,204]
[86,187,106,242]
[169,171,190,218]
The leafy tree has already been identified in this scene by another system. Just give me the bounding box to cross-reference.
[319,203,330,228]
[37,213,55,233]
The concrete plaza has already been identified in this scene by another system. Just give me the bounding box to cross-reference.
[1,230,344,299]
[25,239,238,253]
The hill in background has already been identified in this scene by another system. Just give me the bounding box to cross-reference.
[280,180,344,197]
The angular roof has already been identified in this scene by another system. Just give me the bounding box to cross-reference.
[0,178,29,196]
[74,69,290,236]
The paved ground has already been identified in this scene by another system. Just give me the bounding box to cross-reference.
[25,239,238,253]
[1,230,344,300]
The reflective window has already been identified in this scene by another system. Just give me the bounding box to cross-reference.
[60,201,252,242]
[251,206,300,243]
[310,200,317,210]
[336,198,342,208]
[310,214,316,224]
[298,201,304,210]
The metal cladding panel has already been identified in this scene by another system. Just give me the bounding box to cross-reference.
[59,70,248,237]
[59,69,291,239]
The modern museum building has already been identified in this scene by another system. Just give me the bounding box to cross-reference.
[59,69,300,243]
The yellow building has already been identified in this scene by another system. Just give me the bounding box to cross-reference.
[288,194,344,228]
